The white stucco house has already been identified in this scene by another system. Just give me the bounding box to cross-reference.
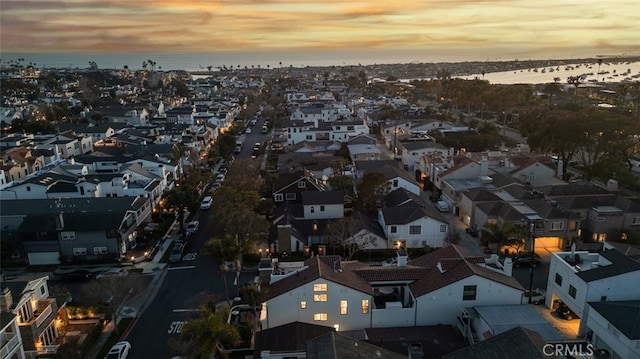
[545,249,640,337]
[260,245,524,332]
[584,300,640,359]
[377,188,449,249]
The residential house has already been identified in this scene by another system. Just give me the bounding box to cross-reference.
[400,141,450,172]
[0,197,152,265]
[353,160,421,195]
[0,312,25,359]
[301,191,344,220]
[260,245,523,332]
[33,132,93,159]
[0,277,65,357]
[378,189,449,249]
[272,170,325,204]
[545,248,640,337]
[584,300,640,359]
[0,147,46,185]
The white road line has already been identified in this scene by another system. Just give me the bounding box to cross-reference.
[172,309,201,313]
[167,265,196,271]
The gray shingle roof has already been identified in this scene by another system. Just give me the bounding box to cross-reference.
[442,326,556,359]
[587,300,640,340]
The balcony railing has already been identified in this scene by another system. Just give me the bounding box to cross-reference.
[0,332,20,358]
[35,304,53,328]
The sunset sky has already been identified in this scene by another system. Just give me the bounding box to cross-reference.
[2,0,639,61]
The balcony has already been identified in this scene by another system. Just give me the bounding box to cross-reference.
[0,333,21,358]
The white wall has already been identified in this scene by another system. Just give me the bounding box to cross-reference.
[415,276,523,326]
[586,303,640,359]
[389,177,420,195]
[303,203,343,219]
[263,278,372,331]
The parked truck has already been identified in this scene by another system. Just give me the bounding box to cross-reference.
[436,200,450,212]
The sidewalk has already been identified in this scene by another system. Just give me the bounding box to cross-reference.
[83,224,179,358]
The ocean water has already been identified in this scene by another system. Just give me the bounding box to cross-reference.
[458,60,640,85]
[2,52,639,85]
[1,50,473,71]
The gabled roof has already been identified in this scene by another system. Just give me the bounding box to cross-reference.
[261,256,373,301]
[587,300,640,340]
[442,326,556,359]
[351,211,386,240]
[408,245,523,296]
[576,249,640,282]
[438,156,478,177]
[381,189,447,225]
[273,169,325,194]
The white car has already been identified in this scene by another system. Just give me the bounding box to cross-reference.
[96,268,128,279]
[200,196,213,210]
[245,128,252,134]
[105,341,131,359]
[185,220,199,234]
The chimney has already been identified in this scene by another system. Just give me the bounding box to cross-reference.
[0,287,13,312]
[503,257,513,276]
[480,156,488,176]
[397,248,408,267]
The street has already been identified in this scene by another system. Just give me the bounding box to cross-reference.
[124,116,269,358]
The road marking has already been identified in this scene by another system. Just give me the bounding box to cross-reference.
[168,320,187,334]
[183,252,197,261]
[167,265,195,271]
[172,309,201,313]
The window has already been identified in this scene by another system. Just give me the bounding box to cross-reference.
[440,224,447,232]
[26,186,31,191]
[569,221,578,230]
[274,194,283,202]
[632,216,640,225]
[340,300,348,315]
[298,181,306,188]
[310,206,315,214]
[285,193,296,201]
[555,273,563,286]
[600,296,607,302]
[320,205,325,212]
[314,294,328,302]
[409,225,421,235]
[40,286,45,295]
[300,301,307,309]
[93,246,108,255]
[551,222,564,231]
[314,283,327,291]
[313,313,328,321]
[73,247,87,256]
[390,226,397,234]
[61,231,76,240]
[569,285,577,299]
[361,299,369,314]
[463,285,477,301]
[393,179,398,187]
[306,135,313,140]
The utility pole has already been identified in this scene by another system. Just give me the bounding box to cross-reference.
[528,222,535,304]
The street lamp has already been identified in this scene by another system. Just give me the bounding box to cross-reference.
[227,304,251,324]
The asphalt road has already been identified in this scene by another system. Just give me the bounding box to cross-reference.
[125,116,268,358]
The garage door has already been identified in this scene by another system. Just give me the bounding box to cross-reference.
[28,252,60,265]
[535,236,562,249]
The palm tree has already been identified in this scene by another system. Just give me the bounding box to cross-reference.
[179,305,241,358]
[480,222,516,253]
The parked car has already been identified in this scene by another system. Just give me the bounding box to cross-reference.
[245,128,251,134]
[200,196,213,210]
[96,268,128,279]
[514,256,541,268]
[555,302,577,320]
[185,220,199,234]
[60,269,93,282]
[381,257,398,267]
[216,173,225,182]
[169,242,185,263]
[523,289,546,304]
[105,341,131,359]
